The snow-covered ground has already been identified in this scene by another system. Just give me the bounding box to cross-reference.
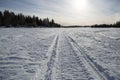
[0,28,120,80]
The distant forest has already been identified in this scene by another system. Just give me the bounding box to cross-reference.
[0,10,61,27]
[0,10,120,28]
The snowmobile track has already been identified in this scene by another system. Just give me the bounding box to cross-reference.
[59,33,92,80]
[64,33,114,80]
[44,34,59,80]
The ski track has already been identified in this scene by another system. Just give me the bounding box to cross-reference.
[65,33,118,80]
[65,34,107,80]
[58,33,92,80]
[44,34,59,80]
[73,30,120,80]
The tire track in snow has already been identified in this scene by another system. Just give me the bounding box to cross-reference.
[44,34,59,80]
[58,33,93,80]
[65,34,113,80]
[75,30,120,80]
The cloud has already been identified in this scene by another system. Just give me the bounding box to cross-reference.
[0,0,120,25]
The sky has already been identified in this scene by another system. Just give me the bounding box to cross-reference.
[0,0,120,26]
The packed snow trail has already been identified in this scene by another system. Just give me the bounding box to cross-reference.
[44,31,114,80]
[64,34,108,80]
[56,33,93,80]
[44,34,59,80]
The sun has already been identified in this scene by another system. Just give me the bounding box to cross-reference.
[73,0,88,11]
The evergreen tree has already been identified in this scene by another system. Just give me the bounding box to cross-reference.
[50,19,55,27]
[25,16,33,26]
[35,17,39,26]
[0,11,3,26]
[116,21,120,27]
[43,18,50,27]
[10,12,16,26]
[3,10,11,26]
[32,16,37,27]
[39,19,43,26]
[17,13,25,26]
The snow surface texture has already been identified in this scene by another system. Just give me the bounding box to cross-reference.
[0,28,120,80]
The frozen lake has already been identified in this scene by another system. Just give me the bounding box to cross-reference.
[0,28,120,80]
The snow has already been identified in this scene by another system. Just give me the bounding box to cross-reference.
[0,28,120,80]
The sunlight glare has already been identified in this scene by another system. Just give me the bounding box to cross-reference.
[73,0,88,11]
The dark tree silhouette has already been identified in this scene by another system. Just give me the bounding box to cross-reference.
[0,10,61,27]
[38,19,43,26]
[3,10,11,26]
[115,21,120,27]
[43,18,50,27]
[50,19,55,27]
[0,11,3,26]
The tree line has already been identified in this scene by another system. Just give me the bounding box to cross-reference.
[91,22,120,28]
[0,10,120,28]
[0,10,61,27]
[64,21,120,28]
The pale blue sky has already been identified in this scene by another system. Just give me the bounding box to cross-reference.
[0,0,120,25]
